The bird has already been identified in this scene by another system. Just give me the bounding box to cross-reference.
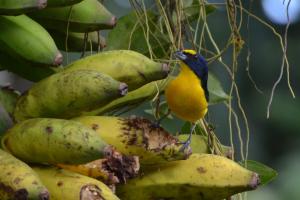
[165,49,209,150]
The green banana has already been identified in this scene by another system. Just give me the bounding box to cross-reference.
[29,0,116,32]
[33,166,120,200]
[84,78,171,115]
[0,15,62,66]
[13,70,128,121]
[47,0,83,7]
[48,30,106,52]
[0,51,57,82]
[73,116,191,165]
[117,153,260,200]
[177,134,233,158]
[64,50,170,90]
[0,149,49,200]
[0,0,47,15]
[1,118,108,164]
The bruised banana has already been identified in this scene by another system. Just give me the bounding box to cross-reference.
[117,153,260,200]
[1,118,108,164]
[47,0,83,7]
[0,51,57,82]
[73,116,191,165]
[13,70,128,121]
[0,0,46,15]
[0,149,49,200]
[178,134,233,158]
[64,50,170,90]
[29,0,116,32]
[85,78,171,115]
[57,148,140,184]
[48,30,106,52]
[33,166,120,200]
[0,15,62,66]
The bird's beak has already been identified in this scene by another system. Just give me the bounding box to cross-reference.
[174,50,187,60]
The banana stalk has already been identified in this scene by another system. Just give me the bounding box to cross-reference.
[1,118,108,164]
[33,166,120,200]
[117,153,260,200]
[29,0,116,32]
[64,50,169,90]
[0,15,62,66]
[0,149,49,200]
[13,70,128,121]
[73,116,191,165]
[0,0,47,15]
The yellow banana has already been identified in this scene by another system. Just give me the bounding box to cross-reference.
[47,0,83,7]
[0,149,49,200]
[64,50,169,90]
[117,153,260,200]
[1,118,108,164]
[0,15,62,66]
[13,70,128,121]
[0,0,46,15]
[48,30,106,52]
[29,0,116,32]
[33,166,120,200]
[57,148,140,184]
[178,134,233,158]
[73,116,191,165]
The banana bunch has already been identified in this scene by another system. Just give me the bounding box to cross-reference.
[0,0,47,15]
[117,153,260,200]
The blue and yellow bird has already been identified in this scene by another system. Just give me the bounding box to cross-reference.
[165,49,209,149]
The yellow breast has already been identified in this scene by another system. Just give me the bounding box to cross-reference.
[165,62,208,122]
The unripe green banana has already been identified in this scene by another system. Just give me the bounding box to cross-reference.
[0,149,49,200]
[29,0,116,32]
[178,134,233,158]
[85,78,170,115]
[1,118,108,164]
[73,116,191,165]
[33,166,120,200]
[0,51,57,82]
[47,0,83,7]
[13,70,128,121]
[0,15,62,66]
[48,30,106,52]
[117,153,260,200]
[0,0,47,15]
[64,50,170,90]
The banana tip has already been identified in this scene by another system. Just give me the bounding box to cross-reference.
[53,52,63,66]
[39,189,50,200]
[119,83,128,96]
[109,16,117,27]
[249,173,260,189]
[162,63,170,75]
[38,0,47,9]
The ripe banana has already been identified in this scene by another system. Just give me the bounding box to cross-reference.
[48,30,106,52]
[117,153,260,200]
[47,0,83,7]
[64,50,170,90]
[73,116,191,165]
[29,0,116,32]
[33,166,120,200]
[0,0,46,15]
[0,149,49,200]
[57,148,140,184]
[84,78,171,115]
[0,51,57,82]
[178,134,233,158]
[13,70,128,121]
[1,118,108,164]
[0,15,62,66]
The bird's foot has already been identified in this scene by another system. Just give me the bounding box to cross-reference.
[179,138,191,152]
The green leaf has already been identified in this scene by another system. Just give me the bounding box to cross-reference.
[107,11,170,58]
[208,73,230,104]
[180,122,206,135]
[241,160,278,186]
[184,2,216,22]
[0,86,20,116]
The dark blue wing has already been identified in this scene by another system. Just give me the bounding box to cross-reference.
[183,54,209,101]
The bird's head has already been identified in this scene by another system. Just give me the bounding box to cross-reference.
[174,49,208,72]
